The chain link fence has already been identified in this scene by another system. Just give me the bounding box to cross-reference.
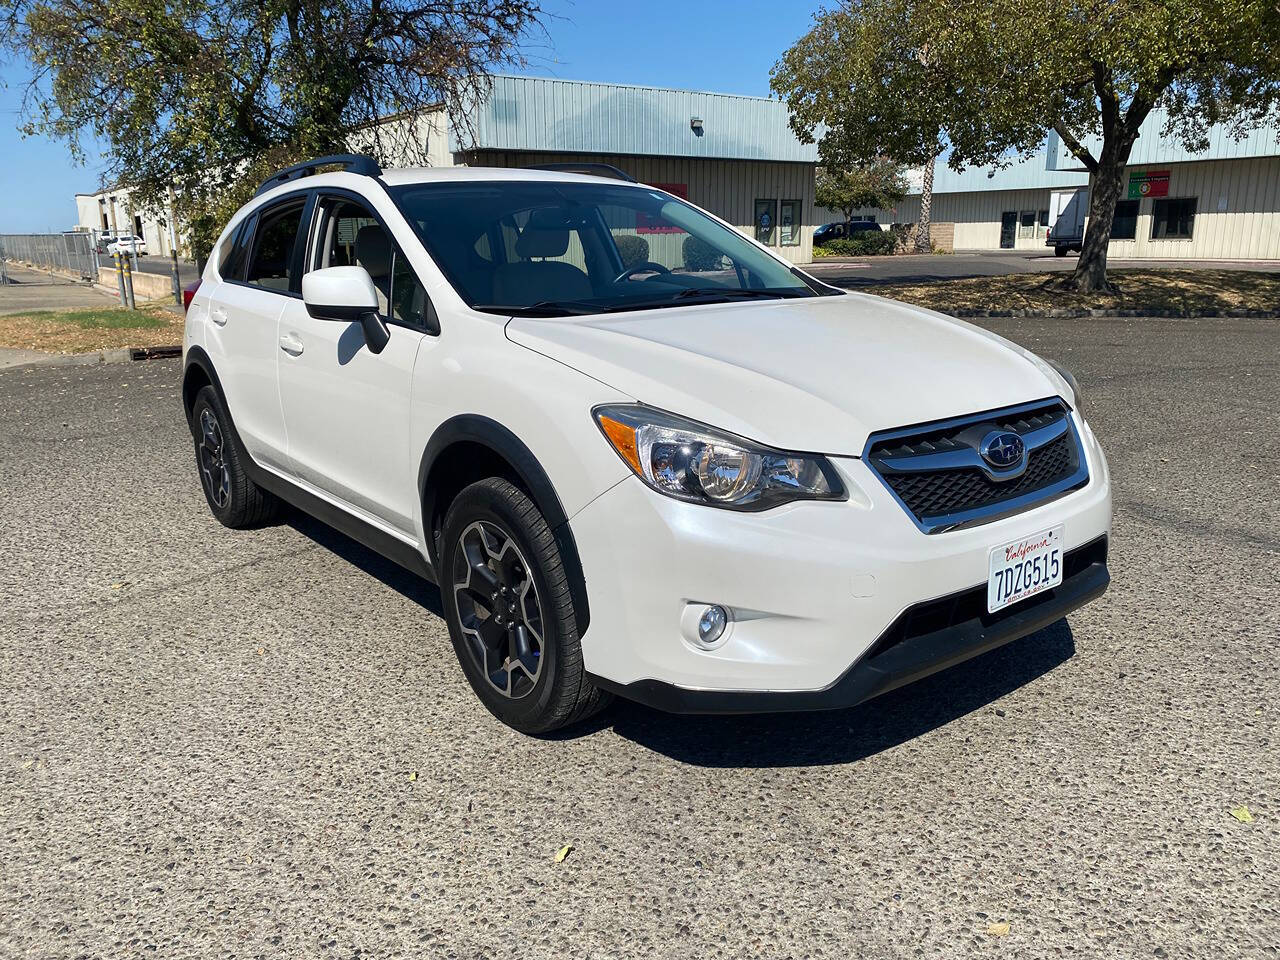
[0,232,100,282]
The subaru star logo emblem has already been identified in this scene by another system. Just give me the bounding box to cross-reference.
[980,430,1025,469]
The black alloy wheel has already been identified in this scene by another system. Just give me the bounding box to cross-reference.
[452,519,546,699]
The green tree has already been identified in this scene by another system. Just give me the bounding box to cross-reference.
[773,0,1280,291]
[815,160,909,223]
[4,0,545,258]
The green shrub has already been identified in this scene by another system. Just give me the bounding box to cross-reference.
[614,234,650,269]
[682,234,725,271]
[821,230,896,257]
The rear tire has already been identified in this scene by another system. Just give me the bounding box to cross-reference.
[440,478,610,734]
[190,385,281,528]
[1054,246,1069,257]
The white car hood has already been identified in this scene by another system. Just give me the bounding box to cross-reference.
[506,292,1064,454]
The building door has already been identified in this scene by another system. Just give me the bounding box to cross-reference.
[999,212,1017,249]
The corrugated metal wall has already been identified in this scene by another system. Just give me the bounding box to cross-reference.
[815,188,1055,250]
[816,154,1280,258]
[1103,155,1280,260]
[1049,110,1280,169]
[466,150,816,264]
[460,75,820,164]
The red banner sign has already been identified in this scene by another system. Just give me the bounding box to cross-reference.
[637,183,688,234]
[1128,170,1170,199]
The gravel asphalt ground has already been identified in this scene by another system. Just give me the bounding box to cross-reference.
[1,315,1277,959]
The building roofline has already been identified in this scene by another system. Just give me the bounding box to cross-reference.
[488,72,781,104]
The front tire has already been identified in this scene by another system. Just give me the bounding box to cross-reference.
[190,385,281,528]
[440,478,610,734]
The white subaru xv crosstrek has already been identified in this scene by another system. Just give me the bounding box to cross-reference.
[182,154,1111,733]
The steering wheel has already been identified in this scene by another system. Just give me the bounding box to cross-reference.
[614,261,672,283]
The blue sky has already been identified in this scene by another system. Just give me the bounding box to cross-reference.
[0,0,825,233]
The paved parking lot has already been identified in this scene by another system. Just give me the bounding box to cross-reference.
[0,265,114,316]
[1,314,1277,958]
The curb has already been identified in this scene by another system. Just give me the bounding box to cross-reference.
[937,307,1280,319]
[2,344,181,371]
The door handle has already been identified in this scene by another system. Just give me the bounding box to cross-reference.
[279,333,304,356]
[210,308,228,327]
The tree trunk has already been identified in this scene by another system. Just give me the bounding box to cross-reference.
[915,151,936,253]
[1068,139,1135,293]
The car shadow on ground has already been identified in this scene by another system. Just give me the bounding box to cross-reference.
[286,510,445,618]
[572,621,1076,768]
[283,508,1075,769]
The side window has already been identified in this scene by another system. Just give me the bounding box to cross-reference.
[246,199,306,292]
[313,196,431,330]
[219,216,254,281]
[315,198,379,271]
[390,248,429,329]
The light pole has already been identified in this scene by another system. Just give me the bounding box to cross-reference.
[167,187,182,305]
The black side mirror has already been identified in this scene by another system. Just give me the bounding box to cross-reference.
[360,310,391,354]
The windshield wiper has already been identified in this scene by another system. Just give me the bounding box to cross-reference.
[473,288,807,318]
[671,287,807,302]
[472,300,602,317]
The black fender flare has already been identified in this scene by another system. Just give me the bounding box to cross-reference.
[419,415,591,636]
[182,346,225,429]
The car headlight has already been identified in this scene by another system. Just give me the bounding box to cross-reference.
[594,404,846,511]
[1046,359,1085,417]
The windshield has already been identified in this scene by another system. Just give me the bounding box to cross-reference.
[389,181,834,316]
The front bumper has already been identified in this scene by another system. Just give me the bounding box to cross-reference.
[569,412,1111,702]
[591,536,1108,714]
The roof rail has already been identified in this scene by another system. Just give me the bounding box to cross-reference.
[255,154,382,196]
[526,162,636,183]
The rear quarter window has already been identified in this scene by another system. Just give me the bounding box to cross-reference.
[219,217,254,281]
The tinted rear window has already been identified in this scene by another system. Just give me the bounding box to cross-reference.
[219,217,253,281]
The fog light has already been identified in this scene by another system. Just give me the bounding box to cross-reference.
[697,605,728,645]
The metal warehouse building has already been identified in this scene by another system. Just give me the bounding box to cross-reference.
[435,75,823,264]
[844,109,1280,259]
[74,78,1279,263]
[75,75,824,263]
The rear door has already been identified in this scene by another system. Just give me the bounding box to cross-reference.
[203,193,309,473]
[275,190,431,537]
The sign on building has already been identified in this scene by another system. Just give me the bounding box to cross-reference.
[1128,170,1170,199]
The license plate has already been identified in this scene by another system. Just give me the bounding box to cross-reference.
[988,526,1064,613]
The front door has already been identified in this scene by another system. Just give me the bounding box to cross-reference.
[999,211,1017,249]
[276,193,431,538]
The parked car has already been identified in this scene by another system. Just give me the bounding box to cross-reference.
[182,155,1112,733]
[108,235,147,256]
[814,220,883,246]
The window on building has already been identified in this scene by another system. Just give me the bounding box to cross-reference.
[755,199,777,245]
[779,200,801,246]
[1038,210,1050,237]
[1018,210,1037,239]
[1150,197,1196,240]
[1110,200,1139,240]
